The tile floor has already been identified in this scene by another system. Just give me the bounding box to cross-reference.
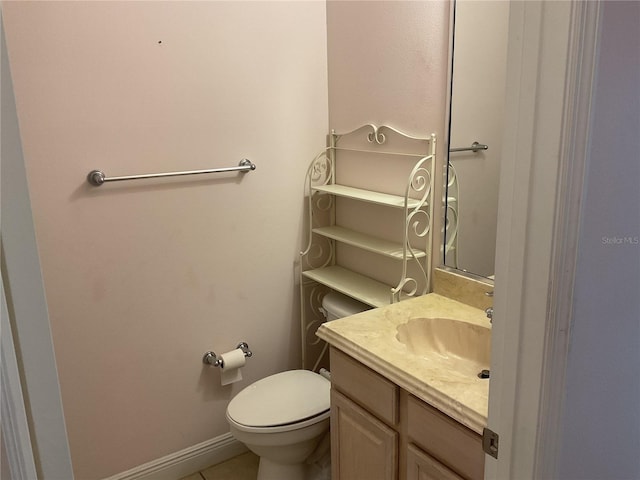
[180,452,259,480]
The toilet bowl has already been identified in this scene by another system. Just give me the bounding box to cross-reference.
[226,291,370,480]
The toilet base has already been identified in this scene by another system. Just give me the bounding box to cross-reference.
[257,457,306,480]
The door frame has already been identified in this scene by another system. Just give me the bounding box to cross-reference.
[1,9,75,478]
[485,1,601,478]
[1,275,38,480]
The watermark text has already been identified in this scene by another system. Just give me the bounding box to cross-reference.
[601,235,639,246]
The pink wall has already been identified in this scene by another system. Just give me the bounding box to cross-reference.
[328,1,449,133]
[3,1,452,477]
[2,2,327,478]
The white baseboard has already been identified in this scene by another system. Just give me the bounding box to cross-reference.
[104,433,248,480]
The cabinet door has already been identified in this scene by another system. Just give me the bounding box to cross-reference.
[407,444,464,480]
[407,396,484,480]
[331,388,398,480]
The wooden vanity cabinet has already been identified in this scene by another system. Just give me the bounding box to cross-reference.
[330,347,485,480]
[331,389,399,480]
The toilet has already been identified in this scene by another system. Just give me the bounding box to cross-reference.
[226,291,370,480]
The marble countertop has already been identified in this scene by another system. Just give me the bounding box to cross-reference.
[316,293,491,434]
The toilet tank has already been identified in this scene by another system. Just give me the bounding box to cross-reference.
[321,291,370,321]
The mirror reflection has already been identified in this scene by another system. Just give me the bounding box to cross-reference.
[444,1,510,278]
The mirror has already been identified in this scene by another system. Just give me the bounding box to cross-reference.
[443,1,510,278]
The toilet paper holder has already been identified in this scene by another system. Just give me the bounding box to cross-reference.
[202,342,252,367]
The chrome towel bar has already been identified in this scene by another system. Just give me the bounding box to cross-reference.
[449,142,488,153]
[87,159,256,186]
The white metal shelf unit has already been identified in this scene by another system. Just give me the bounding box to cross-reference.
[299,124,436,371]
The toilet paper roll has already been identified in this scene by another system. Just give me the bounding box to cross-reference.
[220,348,246,386]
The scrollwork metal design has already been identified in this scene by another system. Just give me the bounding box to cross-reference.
[393,143,436,300]
[366,124,386,145]
[301,235,334,271]
[300,149,334,258]
[309,152,332,186]
[391,277,419,302]
[299,283,331,371]
[409,208,431,239]
[333,124,428,146]
[407,157,433,207]
[312,192,333,215]
[444,162,459,267]
[304,285,328,347]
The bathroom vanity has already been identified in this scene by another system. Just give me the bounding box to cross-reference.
[316,292,490,480]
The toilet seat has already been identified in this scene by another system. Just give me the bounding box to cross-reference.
[227,409,330,435]
[226,370,330,434]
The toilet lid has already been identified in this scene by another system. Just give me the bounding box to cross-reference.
[227,370,330,427]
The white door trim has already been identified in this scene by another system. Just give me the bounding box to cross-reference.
[533,1,602,477]
[1,275,38,480]
[486,1,602,478]
[485,2,547,476]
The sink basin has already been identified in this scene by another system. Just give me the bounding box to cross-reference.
[396,317,491,370]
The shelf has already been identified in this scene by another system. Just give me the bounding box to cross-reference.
[302,266,393,308]
[312,184,422,209]
[300,126,436,371]
[313,226,426,260]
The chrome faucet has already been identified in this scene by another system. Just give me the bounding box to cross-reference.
[485,307,493,323]
[485,290,494,323]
